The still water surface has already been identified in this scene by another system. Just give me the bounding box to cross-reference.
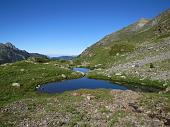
[38,68,128,93]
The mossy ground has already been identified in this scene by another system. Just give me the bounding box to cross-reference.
[0,60,83,106]
[87,70,170,92]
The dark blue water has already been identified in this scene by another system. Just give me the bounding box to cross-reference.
[38,68,128,93]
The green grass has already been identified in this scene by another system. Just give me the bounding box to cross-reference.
[109,43,135,55]
[0,60,83,106]
[87,70,170,92]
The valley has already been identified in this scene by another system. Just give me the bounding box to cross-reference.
[0,8,170,127]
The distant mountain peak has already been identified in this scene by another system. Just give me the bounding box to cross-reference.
[0,42,47,64]
[138,18,150,22]
[137,18,150,26]
[132,18,150,31]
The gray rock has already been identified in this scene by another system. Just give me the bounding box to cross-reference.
[165,87,170,93]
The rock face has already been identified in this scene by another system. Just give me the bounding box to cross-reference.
[0,42,47,64]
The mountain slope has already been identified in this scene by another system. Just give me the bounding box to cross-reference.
[0,42,47,64]
[78,9,170,85]
[78,9,170,67]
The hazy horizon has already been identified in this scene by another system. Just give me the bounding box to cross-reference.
[1,0,170,55]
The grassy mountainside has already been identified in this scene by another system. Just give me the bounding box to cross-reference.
[78,9,170,67]
[77,9,170,89]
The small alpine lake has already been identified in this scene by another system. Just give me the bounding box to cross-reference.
[38,68,128,93]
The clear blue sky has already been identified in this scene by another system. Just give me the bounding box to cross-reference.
[0,0,170,56]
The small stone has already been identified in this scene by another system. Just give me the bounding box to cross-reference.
[165,87,170,93]
[11,83,20,87]
[36,85,40,89]
[120,76,126,78]
[43,63,49,65]
[132,64,135,68]
[72,92,80,96]
[107,75,111,78]
[87,96,91,100]
[163,83,168,87]
[20,69,25,72]
[115,73,122,76]
[148,47,153,50]
[61,74,66,78]
[95,109,98,113]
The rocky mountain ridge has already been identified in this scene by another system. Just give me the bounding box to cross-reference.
[0,42,47,64]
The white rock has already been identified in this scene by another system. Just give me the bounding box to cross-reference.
[108,75,111,78]
[94,64,102,67]
[20,69,25,72]
[163,83,168,87]
[116,53,119,56]
[165,87,170,93]
[120,76,126,79]
[36,85,40,89]
[132,64,135,68]
[86,96,91,100]
[147,47,153,50]
[115,73,122,76]
[95,68,102,71]
[76,71,85,75]
[11,83,20,87]
[94,109,98,113]
[106,115,110,118]
[139,78,144,81]
[61,74,66,78]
